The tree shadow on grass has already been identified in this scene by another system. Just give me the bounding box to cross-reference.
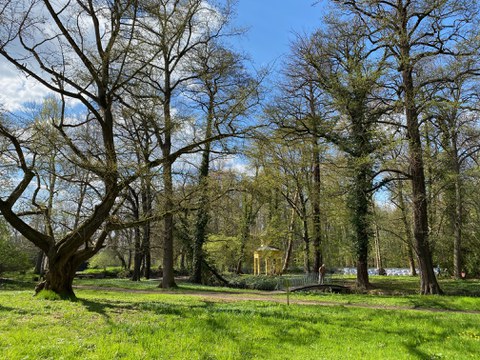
[340,308,478,358]
[189,301,325,356]
[441,280,480,297]
[78,298,117,319]
[78,297,186,319]
[0,279,35,291]
[136,301,185,316]
[403,341,434,359]
[407,296,480,312]
[0,304,15,312]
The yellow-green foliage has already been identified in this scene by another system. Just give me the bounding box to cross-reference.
[205,234,241,272]
[0,221,31,275]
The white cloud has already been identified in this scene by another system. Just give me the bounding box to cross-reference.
[213,154,254,176]
[0,61,52,112]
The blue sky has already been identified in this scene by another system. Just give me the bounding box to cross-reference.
[231,0,324,68]
[0,1,325,111]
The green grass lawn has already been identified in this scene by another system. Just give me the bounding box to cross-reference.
[1,276,480,359]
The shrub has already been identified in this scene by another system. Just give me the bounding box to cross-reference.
[88,248,123,269]
[117,268,133,278]
[227,275,281,291]
[0,236,31,275]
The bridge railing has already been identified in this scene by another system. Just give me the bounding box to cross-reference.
[275,273,329,291]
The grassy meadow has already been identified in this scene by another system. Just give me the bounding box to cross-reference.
[1,276,480,359]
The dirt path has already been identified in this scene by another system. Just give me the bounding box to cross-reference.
[73,285,480,314]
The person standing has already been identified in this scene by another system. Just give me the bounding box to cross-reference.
[318,264,326,284]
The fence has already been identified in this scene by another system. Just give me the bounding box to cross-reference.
[275,273,329,291]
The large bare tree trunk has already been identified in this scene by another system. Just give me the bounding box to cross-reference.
[351,164,372,290]
[236,194,254,274]
[162,159,176,288]
[402,64,442,294]
[453,176,463,279]
[34,250,45,276]
[42,260,77,300]
[374,222,382,270]
[394,0,441,294]
[312,141,322,272]
[129,189,143,281]
[159,66,177,288]
[191,100,214,284]
[282,192,298,273]
[445,129,463,280]
[37,247,101,300]
[299,192,311,274]
[302,219,311,274]
[141,180,153,280]
[397,181,417,276]
[131,224,142,281]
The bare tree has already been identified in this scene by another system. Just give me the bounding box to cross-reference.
[0,0,145,298]
[186,42,261,283]
[0,0,244,297]
[128,0,243,288]
[266,57,326,275]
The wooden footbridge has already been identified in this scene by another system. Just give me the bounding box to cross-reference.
[275,274,351,294]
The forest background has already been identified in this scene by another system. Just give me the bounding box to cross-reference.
[1,0,480,298]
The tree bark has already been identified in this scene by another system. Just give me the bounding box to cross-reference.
[299,191,311,274]
[351,161,372,290]
[116,250,128,270]
[374,222,382,270]
[312,140,322,273]
[236,194,255,274]
[131,225,142,281]
[161,159,176,288]
[302,221,311,274]
[444,148,464,279]
[402,64,442,294]
[43,270,76,299]
[34,250,45,275]
[394,0,442,295]
[160,67,177,288]
[443,124,463,279]
[37,255,82,300]
[141,180,152,279]
[129,190,143,281]
[397,180,417,276]
[282,192,298,273]
[191,98,214,284]
[453,174,463,279]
